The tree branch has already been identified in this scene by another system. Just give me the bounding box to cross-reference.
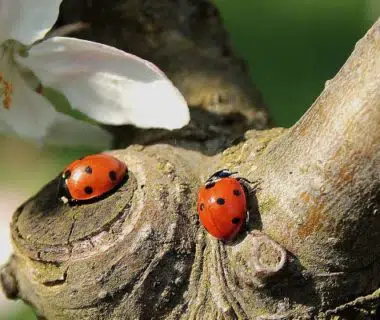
[250,16,380,275]
[1,2,379,319]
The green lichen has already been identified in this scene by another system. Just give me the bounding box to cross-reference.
[29,259,68,284]
[258,196,278,215]
[254,307,272,317]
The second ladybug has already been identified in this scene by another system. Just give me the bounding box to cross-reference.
[59,154,128,204]
[197,169,248,241]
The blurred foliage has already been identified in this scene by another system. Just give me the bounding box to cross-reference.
[0,135,100,193]
[215,0,379,126]
[1,1,379,319]
[2,303,36,320]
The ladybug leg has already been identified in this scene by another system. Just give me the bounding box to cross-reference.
[237,177,261,194]
[236,177,252,184]
[57,175,73,205]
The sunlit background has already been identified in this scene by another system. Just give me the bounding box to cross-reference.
[1,1,379,319]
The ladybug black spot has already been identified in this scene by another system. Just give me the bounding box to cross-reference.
[205,181,216,189]
[233,189,241,196]
[84,186,93,195]
[231,217,241,224]
[85,166,92,174]
[216,198,225,205]
[109,170,117,181]
[63,170,71,179]
[200,203,205,211]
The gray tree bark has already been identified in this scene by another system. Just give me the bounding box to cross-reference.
[1,1,379,319]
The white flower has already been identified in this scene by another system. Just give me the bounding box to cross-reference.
[0,0,190,147]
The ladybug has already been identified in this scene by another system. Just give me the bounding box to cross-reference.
[197,169,248,241]
[59,154,128,203]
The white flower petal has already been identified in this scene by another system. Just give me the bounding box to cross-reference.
[45,113,113,148]
[0,79,112,147]
[0,71,57,141]
[19,37,190,130]
[0,0,62,44]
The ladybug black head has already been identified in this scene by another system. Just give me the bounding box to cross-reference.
[206,169,237,183]
[57,173,72,204]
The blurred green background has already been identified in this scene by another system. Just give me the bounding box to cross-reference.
[216,0,378,126]
[1,1,379,319]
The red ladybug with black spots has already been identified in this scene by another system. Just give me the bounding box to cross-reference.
[197,169,248,241]
[59,154,128,204]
